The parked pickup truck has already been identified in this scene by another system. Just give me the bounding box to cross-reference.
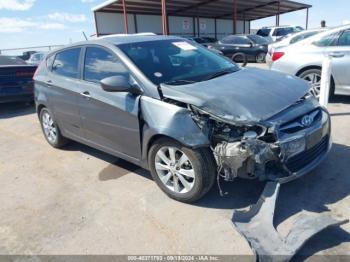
[0,56,37,103]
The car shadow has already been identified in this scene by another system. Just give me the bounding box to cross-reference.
[62,142,152,181]
[0,102,35,119]
[329,95,350,104]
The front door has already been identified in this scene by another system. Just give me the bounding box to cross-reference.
[78,46,141,160]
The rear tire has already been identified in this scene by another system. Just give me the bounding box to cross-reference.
[148,138,216,203]
[39,108,68,148]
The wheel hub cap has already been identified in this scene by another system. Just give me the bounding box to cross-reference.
[42,112,57,143]
[155,147,195,194]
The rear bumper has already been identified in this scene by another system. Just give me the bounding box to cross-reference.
[0,94,34,103]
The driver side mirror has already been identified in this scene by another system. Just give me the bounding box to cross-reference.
[101,75,142,95]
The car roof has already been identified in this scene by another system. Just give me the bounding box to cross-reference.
[48,35,184,55]
[91,35,182,46]
[262,26,299,29]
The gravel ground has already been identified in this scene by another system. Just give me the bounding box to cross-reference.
[0,71,349,259]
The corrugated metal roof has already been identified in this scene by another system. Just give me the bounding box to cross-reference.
[92,0,311,21]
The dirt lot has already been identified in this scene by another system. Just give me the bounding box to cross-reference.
[0,79,349,258]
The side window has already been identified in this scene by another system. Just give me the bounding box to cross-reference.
[221,36,249,45]
[52,48,81,79]
[338,30,350,46]
[313,33,339,47]
[84,47,128,83]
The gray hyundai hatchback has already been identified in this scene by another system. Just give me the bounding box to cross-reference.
[34,35,331,203]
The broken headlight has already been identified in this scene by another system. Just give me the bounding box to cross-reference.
[189,105,268,144]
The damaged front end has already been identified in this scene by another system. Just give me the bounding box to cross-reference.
[190,102,331,184]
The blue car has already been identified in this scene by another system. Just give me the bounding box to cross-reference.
[0,56,37,103]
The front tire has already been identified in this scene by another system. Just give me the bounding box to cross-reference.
[148,138,216,203]
[39,108,68,148]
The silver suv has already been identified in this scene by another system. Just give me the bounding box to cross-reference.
[269,24,350,97]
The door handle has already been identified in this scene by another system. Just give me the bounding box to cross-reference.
[80,91,91,99]
[329,52,345,58]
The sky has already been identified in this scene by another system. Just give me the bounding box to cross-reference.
[0,0,349,53]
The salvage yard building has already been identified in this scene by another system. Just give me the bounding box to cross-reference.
[92,0,312,39]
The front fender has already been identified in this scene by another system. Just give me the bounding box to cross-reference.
[140,96,210,167]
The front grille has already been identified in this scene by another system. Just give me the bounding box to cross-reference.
[279,109,322,134]
[286,136,329,173]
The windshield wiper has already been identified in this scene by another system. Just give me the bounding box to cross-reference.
[163,79,197,86]
[203,68,236,81]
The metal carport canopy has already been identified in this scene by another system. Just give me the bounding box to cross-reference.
[92,0,311,21]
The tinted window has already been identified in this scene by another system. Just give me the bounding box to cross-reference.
[84,47,128,83]
[273,27,295,37]
[313,33,339,47]
[257,29,271,37]
[221,36,250,45]
[0,56,26,65]
[338,30,350,46]
[52,48,81,79]
[118,40,238,85]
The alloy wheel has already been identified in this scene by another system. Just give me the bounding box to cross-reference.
[302,72,321,98]
[42,111,57,143]
[155,146,195,194]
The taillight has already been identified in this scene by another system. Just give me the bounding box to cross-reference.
[16,71,35,77]
[272,52,285,62]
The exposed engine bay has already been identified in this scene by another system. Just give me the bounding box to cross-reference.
[190,105,291,183]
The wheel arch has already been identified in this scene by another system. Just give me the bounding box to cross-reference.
[296,65,322,77]
[36,103,47,117]
[296,65,335,88]
[139,97,211,169]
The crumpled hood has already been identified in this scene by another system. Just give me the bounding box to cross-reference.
[161,68,309,123]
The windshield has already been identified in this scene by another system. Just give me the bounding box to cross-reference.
[118,39,239,85]
[247,35,269,45]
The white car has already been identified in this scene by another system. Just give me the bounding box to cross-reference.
[269,24,350,96]
[256,26,304,43]
[267,29,327,59]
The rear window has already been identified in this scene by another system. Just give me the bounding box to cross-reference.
[257,29,271,37]
[0,56,27,66]
[52,48,81,79]
[221,36,250,45]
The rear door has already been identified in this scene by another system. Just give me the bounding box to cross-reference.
[78,46,141,160]
[329,29,350,95]
[47,47,85,139]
